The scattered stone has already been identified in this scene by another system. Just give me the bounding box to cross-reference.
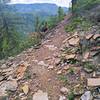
[59,95,66,100]
[1,64,8,69]
[45,45,57,51]
[57,70,62,75]
[96,70,100,77]
[93,72,96,77]
[15,62,29,80]
[93,34,100,40]
[48,65,54,70]
[63,66,70,71]
[22,84,29,95]
[60,87,69,94]
[81,91,93,100]
[65,54,76,59]
[83,52,90,60]
[45,57,51,60]
[68,37,80,46]
[86,34,94,40]
[74,84,84,96]
[0,76,4,81]
[38,61,49,67]
[55,58,61,66]
[87,78,100,86]
[80,72,85,80]
[93,87,100,99]
[0,80,18,96]
[33,90,48,100]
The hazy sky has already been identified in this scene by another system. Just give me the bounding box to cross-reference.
[10,0,71,7]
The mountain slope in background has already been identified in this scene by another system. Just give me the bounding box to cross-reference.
[3,3,68,34]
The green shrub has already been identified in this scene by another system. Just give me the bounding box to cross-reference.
[83,61,95,70]
[68,91,75,100]
[58,75,68,85]
[65,17,92,32]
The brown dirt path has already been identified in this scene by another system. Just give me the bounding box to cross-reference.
[12,14,71,100]
[26,15,71,100]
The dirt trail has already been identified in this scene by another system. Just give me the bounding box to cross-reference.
[26,15,71,100]
[6,15,71,100]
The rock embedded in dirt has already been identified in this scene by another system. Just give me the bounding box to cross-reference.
[93,34,100,40]
[0,76,5,81]
[57,70,62,75]
[1,64,8,69]
[63,66,70,71]
[32,90,48,100]
[74,84,84,96]
[59,95,66,100]
[60,87,69,94]
[48,65,54,70]
[0,80,18,96]
[44,45,57,51]
[93,87,100,99]
[68,37,80,46]
[15,62,29,80]
[22,84,29,95]
[65,54,76,59]
[81,91,93,100]
[85,34,94,40]
[83,52,90,60]
[87,78,100,86]
[55,58,61,66]
[38,61,49,67]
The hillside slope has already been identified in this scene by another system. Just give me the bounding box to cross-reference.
[0,11,100,100]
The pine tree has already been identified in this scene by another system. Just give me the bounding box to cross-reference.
[34,16,40,32]
[0,4,21,59]
[58,7,65,21]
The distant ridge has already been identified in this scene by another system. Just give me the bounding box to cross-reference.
[7,3,68,14]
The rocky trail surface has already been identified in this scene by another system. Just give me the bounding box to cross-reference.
[0,14,100,100]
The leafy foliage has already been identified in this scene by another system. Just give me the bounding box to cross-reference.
[65,17,92,32]
[72,0,100,15]
[0,5,21,59]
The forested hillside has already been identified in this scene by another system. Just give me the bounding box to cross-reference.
[0,2,67,59]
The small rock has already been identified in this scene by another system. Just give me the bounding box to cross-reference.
[0,80,18,96]
[83,52,90,60]
[68,37,80,46]
[33,90,48,100]
[86,34,94,40]
[74,84,84,96]
[93,34,100,40]
[93,87,100,99]
[6,80,18,91]
[22,84,29,95]
[65,54,76,59]
[81,91,93,100]
[45,45,57,51]
[1,64,8,69]
[59,95,66,100]
[57,70,62,75]
[60,87,69,94]
[63,66,70,71]
[80,73,85,80]
[48,65,54,70]
[87,78,100,86]
[55,58,61,66]
[38,61,48,67]
[93,72,96,77]
[15,62,29,80]
[0,76,4,81]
